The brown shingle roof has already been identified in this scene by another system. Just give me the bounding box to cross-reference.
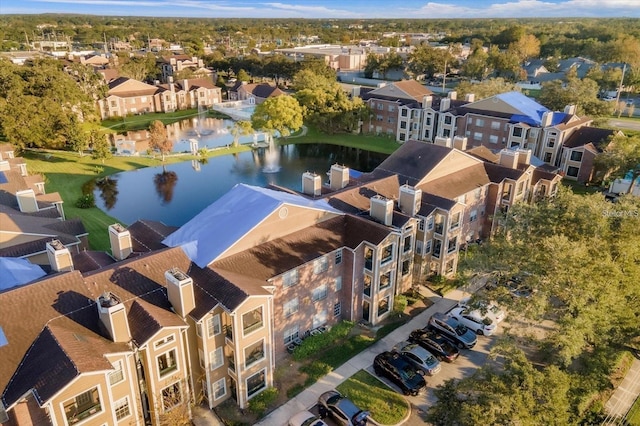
[326,175,401,214]
[483,162,525,183]
[127,219,177,253]
[466,145,500,163]
[128,299,187,346]
[563,127,616,150]
[72,250,117,273]
[423,163,491,199]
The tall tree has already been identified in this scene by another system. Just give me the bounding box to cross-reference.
[148,120,173,162]
[251,95,304,137]
[595,134,640,194]
[456,78,520,100]
[90,131,112,164]
[229,120,253,147]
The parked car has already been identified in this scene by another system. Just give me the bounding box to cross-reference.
[318,390,370,426]
[458,297,506,324]
[449,306,497,336]
[373,351,427,396]
[427,312,478,349]
[394,341,442,376]
[506,277,534,298]
[289,410,329,426]
[408,329,460,362]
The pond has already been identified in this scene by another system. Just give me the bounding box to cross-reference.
[92,144,388,227]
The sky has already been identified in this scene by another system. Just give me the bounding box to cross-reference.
[0,0,639,19]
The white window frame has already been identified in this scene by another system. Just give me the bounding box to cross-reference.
[61,386,103,426]
[108,360,125,386]
[157,349,179,379]
[312,284,328,302]
[246,369,266,399]
[161,381,182,412]
[209,347,224,371]
[207,314,221,338]
[244,339,265,369]
[154,334,175,349]
[335,276,342,291]
[213,378,227,400]
[335,249,343,265]
[284,325,299,345]
[313,256,329,274]
[113,396,131,422]
[283,298,299,317]
[283,269,299,287]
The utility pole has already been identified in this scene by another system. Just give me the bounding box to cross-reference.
[615,63,627,107]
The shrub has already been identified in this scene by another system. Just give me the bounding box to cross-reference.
[247,387,278,417]
[286,383,305,399]
[301,361,332,385]
[292,321,354,361]
[75,194,95,208]
[394,295,408,314]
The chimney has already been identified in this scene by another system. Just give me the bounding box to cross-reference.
[516,148,532,166]
[564,104,576,115]
[422,95,433,109]
[464,93,475,102]
[398,185,422,216]
[453,136,468,151]
[541,111,553,127]
[447,91,457,100]
[182,79,189,92]
[302,172,321,196]
[434,136,452,148]
[109,223,132,260]
[498,149,519,169]
[97,292,131,343]
[370,195,393,226]
[16,189,38,213]
[154,79,160,86]
[46,240,73,272]
[165,268,195,318]
[330,164,350,190]
[440,98,451,111]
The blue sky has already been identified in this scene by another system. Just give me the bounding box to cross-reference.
[1,0,638,18]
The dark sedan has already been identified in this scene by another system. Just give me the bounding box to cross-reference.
[408,329,460,362]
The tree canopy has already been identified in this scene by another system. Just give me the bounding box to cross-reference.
[251,96,304,137]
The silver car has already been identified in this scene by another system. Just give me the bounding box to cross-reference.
[318,390,369,426]
[394,341,441,375]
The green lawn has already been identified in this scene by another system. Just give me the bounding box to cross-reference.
[101,109,231,132]
[287,126,401,155]
[561,179,603,195]
[23,146,251,251]
[628,396,640,426]
[336,370,409,425]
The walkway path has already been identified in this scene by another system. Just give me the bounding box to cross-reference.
[603,356,640,425]
[256,277,489,426]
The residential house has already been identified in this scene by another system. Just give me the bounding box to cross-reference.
[158,55,211,83]
[228,82,285,104]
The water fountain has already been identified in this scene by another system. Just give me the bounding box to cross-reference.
[262,133,281,173]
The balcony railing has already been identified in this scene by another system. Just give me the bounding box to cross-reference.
[159,364,177,377]
[224,325,233,341]
[67,403,102,424]
[434,223,444,235]
[243,321,263,335]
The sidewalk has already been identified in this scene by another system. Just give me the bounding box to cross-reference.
[257,277,487,426]
[603,355,640,424]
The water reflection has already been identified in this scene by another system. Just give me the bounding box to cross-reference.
[93,144,388,226]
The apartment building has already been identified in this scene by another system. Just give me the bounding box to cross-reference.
[0,141,560,425]
[227,82,285,104]
[558,127,621,183]
[157,55,211,83]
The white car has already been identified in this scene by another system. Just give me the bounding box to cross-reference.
[458,297,506,324]
[449,306,497,336]
[288,410,329,426]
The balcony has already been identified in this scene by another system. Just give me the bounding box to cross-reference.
[434,223,444,235]
[224,325,233,341]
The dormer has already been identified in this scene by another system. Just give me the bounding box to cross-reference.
[97,292,131,343]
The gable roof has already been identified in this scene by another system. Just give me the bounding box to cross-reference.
[365,80,432,102]
[563,127,616,150]
[108,77,159,97]
[460,91,566,126]
[128,299,187,346]
[162,184,342,268]
[425,163,492,199]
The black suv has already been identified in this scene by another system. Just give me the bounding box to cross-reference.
[427,312,478,349]
[373,351,426,396]
[408,329,460,362]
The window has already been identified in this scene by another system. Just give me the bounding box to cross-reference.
[425,240,432,254]
[283,269,298,287]
[489,135,499,144]
[63,387,102,424]
[376,114,383,122]
[213,378,226,400]
[402,259,411,276]
[314,256,329,274]
[154,334,175,349]
[381,244,394,264]
[544,152,552,163]
[473,132,482,141]
[247,370,266,398]
[114,397,130,421]
[502,183,512,201]
[283,298,299,317]
[434,214,444,234]
[400,121,407,129]
[399,133,406,142]
[335,250,343,265]
[242,307,263,335]
[244,340,265,368]
[469,210,478,222]
[445,259,455,275]
[157,350,178,377]
[378,103,384,110]
[377,296,390,317]
[443,129,451,137]
[162,382,181,411]
[210,347,224,370]
[491,121,501,130]
[567,166,579,177]
[207,314,221,338]
[570,151,583,162]
[425,117,432,126]
[447,236,457,253]
[335,277,342,291]
[363,274,372,297]
[199,349,205,369]
[380,271,392,290]
[284,325,299,345]
[450,212,460,230]
[362,246,373,269]
[312,284,328,302]
[401,109,408,117]
[517,181,524,196]
[433,240,442,259]
[403,235,412,253]
[547,138,556,148]
[334,302,341,317]
[415,240,423,254]
[475,118,485,126]
[512,127,523,137]
[424,129,431,139]
[444,116,452,125]
[388,105,395,112]
[418,219,425,231]
[196,323,202,337]
[109,360,125,385]
[427,216,434,231]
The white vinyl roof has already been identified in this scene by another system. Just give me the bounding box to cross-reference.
[163,183,341,268]
[0,257,47,291]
